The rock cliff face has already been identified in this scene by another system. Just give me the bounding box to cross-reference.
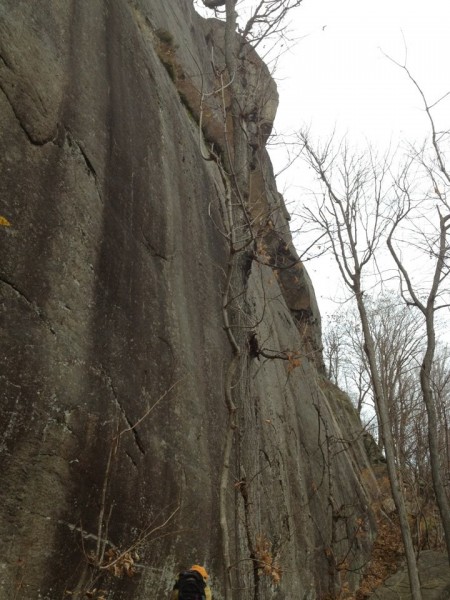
[0,2,377,598]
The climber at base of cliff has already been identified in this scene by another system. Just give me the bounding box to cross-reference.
[170,565,212,600]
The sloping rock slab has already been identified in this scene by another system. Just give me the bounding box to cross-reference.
[371,552,450,600]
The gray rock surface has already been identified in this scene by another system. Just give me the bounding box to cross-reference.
[0,1,376,598]
[370,552,450,600]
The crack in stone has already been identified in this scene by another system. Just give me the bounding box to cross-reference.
[0,51,14,71]
[0,66,104,207]
[63,129,104,203]
[65,131,97,179]
[56,519,117,549]
[0,56,103,184]
[0,276,56,335]
[0,55,55,146]
[140,230,173,261]
[100,370,146,456]
[0,275,33,306]
[125,451,139,469]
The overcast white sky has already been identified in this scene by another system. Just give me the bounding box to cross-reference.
[267,0,450,320]
[273,0,450,144]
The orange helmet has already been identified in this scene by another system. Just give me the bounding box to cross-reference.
[191,564,208,580]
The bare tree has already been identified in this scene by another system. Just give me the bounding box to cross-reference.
[322,313,348,386]
[385,59,450,561]
[388,177,450,559]
[200,0,304,53]
[369,296,423,458]
[299,132,423,600]
[238,0,304,50]
[323,294,425,464]
[431,345,450,495]
[322,309,372,417]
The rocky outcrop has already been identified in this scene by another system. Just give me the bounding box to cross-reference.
[0,1,376,598]
[370,551,450,600]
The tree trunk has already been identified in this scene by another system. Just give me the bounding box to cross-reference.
[421,305,450,561]
[354,284,422,600]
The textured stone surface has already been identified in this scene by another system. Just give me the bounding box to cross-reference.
[370,552,450,600]
[0,1,376,598]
